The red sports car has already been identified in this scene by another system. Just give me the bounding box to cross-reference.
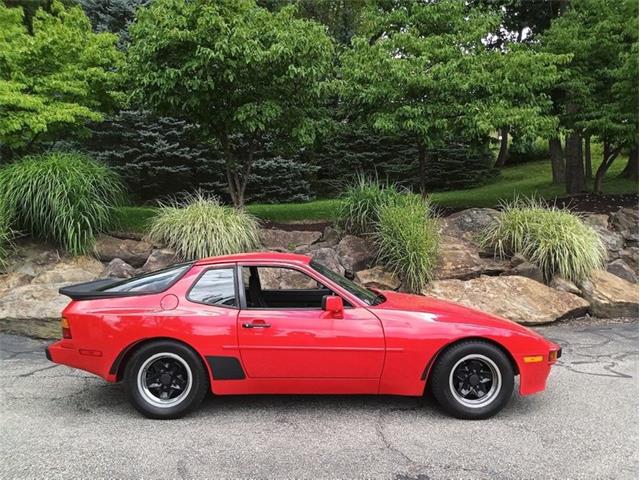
[46,252,561,420]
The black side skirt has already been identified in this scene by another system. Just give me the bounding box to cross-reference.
[206,356,246,380]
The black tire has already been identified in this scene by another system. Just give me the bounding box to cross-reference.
[123,340,209,419]
[429,341,514,420]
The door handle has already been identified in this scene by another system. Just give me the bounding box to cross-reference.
[242,321,271,329]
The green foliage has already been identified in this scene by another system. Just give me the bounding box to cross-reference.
[480,198,606,283]
[374,195,440,294]
[147,193,260,260]
[338,175,405,234]
[78,0,148,47]
[127,0,334,206]
[0,1,124,152]
[0,197,13,266]
[508,137,549,164]
[339,0,565,189]
[0,151,124,254]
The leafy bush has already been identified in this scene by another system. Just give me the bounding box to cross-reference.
[480,198,606,283]
[147,193,260,260]
[338,175,405,234]
[0,152,124,255]
[508,137,549,164]
[374,195,440,293]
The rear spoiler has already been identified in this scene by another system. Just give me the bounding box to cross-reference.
[59,279,123,300]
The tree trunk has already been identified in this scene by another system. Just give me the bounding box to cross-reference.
[220,134,253,209]
[494,127,509,168]
[594,140,622,193]
[620,143,639,181]
[584,135,592,180]
[549,137,565,185]
[564,132,585,194]
[417,141,427,195]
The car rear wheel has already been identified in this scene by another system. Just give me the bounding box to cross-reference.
[124,340,209,419]
[429,341,514,419]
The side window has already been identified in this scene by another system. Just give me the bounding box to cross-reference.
[188,268,237,307]
[242,266,348,309]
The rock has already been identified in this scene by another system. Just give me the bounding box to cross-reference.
[619,248,639,273]
[259,229,322,252]
[94,234,153,267]
[582,213,610,230]
[610,207,638,233]
[336,235,374,276]
[423,275,589,325]
[502,261,544,284]
[579,270,639,318]
[0,283,70,338]
[31,256,103,285]
[0,272,34,292]
[319,226,341,247]
[308,248,345,276]
[510,254,528,267]
[606,259,638,284]
[591,225,624,260]
[140,249,180,273]
[101,258,136,279]
[258,266,317,290]
[354,266,401,291]
[435,235,509,280]
[549,275,582,296]
[439,208,500,243]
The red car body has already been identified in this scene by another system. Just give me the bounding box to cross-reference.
[47,252,560,399]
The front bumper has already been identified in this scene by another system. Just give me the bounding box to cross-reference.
[518,342,562,396]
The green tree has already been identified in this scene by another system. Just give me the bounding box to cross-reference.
[542,0,638,193]
[340,0,564,194]
[0,1,123,159]
[127,0,334,207]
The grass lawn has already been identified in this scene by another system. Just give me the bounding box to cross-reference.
[113,154,637,231]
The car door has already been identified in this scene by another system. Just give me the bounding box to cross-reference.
[236,264,385,379]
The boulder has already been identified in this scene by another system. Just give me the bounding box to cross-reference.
[439,208,500,243]
[582,213,610,230]
[308,248,345,276]
[259,229,322,252]
[101,258,136,279]
[580,270,639,317]
[319,226,341,247]
[549,275,581,296]
[591,225,625,260]
[606,259,638,284]
[423,275,589,325]
[619,247,639,273]
[258,267,317,290]
[501,261,544,284]
[31,256,103,285]
[94,234,153,267]
[0,283,70,338]
[435,235,509,280]
[610,207,638,234]
[140,248,180,273]
[0,272,34,292]
[354,266,401,291]
[336,235,373,276]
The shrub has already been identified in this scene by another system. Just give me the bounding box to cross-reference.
[480,198,606,283]
[338,175,405,234]
[0,152,124,255]
[374,195,440,293]
[147,193,260,260]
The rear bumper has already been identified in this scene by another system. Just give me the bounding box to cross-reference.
[46,341,116,382]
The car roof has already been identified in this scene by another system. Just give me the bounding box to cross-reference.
[194,251,311,266]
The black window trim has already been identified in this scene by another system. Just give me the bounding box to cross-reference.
[186,264,240,309]
[236,263,351,311]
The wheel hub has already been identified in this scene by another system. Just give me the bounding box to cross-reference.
[137,352,193,409]
[449,354,502,409]
[160,373,172,385]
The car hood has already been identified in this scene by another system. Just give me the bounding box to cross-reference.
[372,290,544,338]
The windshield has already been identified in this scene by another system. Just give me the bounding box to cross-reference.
[310,260,384,306]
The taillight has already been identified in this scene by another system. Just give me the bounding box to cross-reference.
[61,317,72,339]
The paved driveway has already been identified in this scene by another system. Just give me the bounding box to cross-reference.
[0,319,638,479]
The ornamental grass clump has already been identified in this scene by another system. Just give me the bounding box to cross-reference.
[480,198,606,283]
[374,195,440,294]
[338,174,405,235]
[0,152,124,255]
[0,200,14,267]
[147,193,260,260]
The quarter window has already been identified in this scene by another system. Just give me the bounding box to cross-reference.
[101,263,191,294]
[188,268,237,307]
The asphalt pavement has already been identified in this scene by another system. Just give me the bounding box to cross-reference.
[0,319,638,479]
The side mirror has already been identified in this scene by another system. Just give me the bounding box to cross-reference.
[322,295,344,318]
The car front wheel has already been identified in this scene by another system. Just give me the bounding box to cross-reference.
[429,341,515,419]
[124,340,209,419]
